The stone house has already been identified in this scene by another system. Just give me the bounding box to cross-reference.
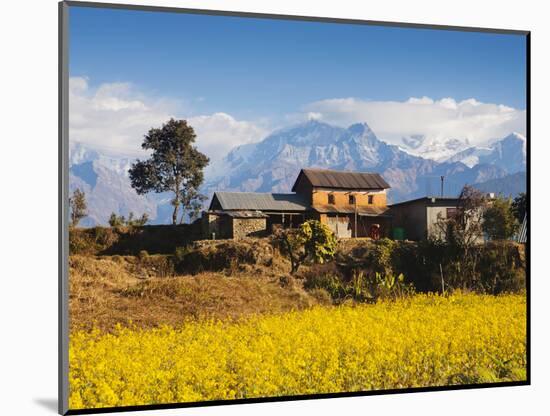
[202,210,269,240]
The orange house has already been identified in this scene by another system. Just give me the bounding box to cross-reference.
[292,168,392,238]
[207,168,392,239]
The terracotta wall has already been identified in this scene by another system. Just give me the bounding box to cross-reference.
[311,189,387,207]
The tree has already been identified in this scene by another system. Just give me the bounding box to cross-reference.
[69,188,87,227]
[432,186,490,291]
[108,212,149,227]
[129,119,209,225]
[108,213,125,227]
[511,192,527,222]
[179,187,207,224]
[483,197,519,240]
[434,185,488,249]
[127,212,149,227]
[277,220,338,274]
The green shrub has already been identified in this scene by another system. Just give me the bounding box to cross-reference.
[304,263,414,303]
[276,220,337,274]
[332,239,525,295]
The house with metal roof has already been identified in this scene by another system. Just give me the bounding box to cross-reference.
[203,168,393,239]
[389,196,465,241]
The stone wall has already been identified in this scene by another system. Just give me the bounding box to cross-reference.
[232,217,267,240]
[202,213,233,240]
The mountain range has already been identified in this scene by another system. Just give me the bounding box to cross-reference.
[69,120,527,226]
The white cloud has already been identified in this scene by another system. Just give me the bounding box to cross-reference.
[407,96,434,105]
[69,77,526,164]
[69,77,268,161]
[188,112,268,162]
[304,96,526,153]
[306,112,323,120]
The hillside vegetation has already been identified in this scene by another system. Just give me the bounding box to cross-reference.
[69,255,322,332]
[69,235,525,331]
[69,225,201,256]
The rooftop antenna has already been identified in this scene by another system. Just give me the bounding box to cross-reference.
[440,176,445,197]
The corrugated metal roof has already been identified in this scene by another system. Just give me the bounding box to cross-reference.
[514,214,527,243]
[226,211,269,218]
[313,204,391,217]
[292,168,390,191]
[389,196,460,207]
[210,192,310,212]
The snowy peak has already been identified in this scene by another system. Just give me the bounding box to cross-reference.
[481,132,526,174]
[347,122,375,137]
[444,132,526,173]
[444,146,492,168]
[400,134,471,161]
[69,141,100,166]
[265,120,345,148]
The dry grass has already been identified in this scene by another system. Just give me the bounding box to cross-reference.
[69,255,323,332]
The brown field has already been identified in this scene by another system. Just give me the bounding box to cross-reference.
[69,255,325,332]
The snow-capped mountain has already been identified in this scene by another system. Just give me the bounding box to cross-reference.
[69,142,161,226]
[399,134,473,161]
[205,120,519,203]
[444,132,526,172]
[479,132,526,174]
[443,146,492,168]
[68,122,526,226]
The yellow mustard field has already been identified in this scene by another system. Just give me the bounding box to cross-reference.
[69,293,526,409]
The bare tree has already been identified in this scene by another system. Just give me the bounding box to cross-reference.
[433,185,489,291]
[434,185,488,249]
[69,188,87,227]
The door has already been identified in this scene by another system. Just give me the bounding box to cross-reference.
[326,215,352,238]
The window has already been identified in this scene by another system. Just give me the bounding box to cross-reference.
[328,194,335,204]
[368,195,374,204]
[446,208,458,218]
[349,194,355,205]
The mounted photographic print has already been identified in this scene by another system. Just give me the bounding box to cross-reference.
[59,1,530,414]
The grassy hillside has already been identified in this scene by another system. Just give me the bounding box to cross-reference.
[69,255,324,332]
[69,224,201,256]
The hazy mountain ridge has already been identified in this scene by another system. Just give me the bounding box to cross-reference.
[69,142,160,226]
[444,133,526,172]
[474,171,527,198]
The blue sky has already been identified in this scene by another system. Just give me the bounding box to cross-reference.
[69,6,526,117]
[68,5,527,161]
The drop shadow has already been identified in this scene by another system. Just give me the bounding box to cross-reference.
[34,398,58,413]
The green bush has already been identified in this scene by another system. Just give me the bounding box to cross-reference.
[304,263,414,303]
[333,239,525,295]
[276,220,337,274]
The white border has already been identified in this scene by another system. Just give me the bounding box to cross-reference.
[2,1,548,415]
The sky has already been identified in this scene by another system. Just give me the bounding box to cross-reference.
[68,5,527,161]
